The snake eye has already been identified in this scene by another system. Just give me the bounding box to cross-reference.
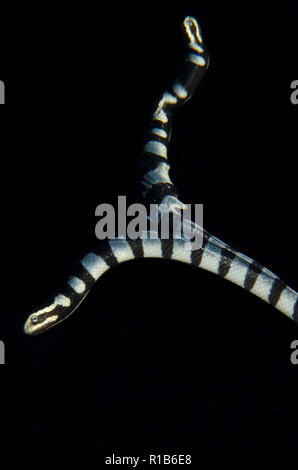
[31,315,38,324]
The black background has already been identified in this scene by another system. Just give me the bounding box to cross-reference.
[0,0,298,456]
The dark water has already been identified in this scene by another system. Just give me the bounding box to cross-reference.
[0,0,297,455]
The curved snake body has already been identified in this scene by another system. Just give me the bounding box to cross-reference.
[24,17,298,335]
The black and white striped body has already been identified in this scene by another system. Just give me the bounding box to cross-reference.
[23,17,298,335]
[24,229,298,335]
[137,16,208,208]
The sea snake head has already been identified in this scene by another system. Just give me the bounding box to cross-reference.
[23,294,71,335]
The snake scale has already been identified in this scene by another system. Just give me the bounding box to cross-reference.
[24,16,298,336]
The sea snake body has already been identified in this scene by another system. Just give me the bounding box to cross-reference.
[24,16,298,335]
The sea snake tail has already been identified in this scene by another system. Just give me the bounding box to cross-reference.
[137,16,209,208]
[23,17,298,335]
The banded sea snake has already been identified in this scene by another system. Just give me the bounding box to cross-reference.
[24,16,298,335]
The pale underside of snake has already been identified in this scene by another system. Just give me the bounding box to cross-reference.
[24,16,298,336]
